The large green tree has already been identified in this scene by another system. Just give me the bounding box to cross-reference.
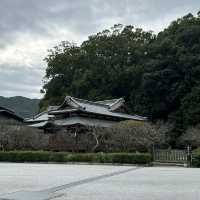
[40,25,154,109]
[137,13,200,122]
[41,12,200,143]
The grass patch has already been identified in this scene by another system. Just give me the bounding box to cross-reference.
[0,151,152,165]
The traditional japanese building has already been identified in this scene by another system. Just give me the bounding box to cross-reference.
[0,106,23,123]
[26,96,146,131]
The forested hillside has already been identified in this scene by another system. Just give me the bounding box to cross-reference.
[0,96,39,118]
[40,12,200,145]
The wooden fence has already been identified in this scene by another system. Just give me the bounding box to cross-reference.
[153,149,188,164]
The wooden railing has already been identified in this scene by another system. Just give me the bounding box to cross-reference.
[153,149,188,163]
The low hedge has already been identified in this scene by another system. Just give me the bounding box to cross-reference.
[192,148,200,167]
[0,151,152,165]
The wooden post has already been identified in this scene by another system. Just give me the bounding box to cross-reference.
[152,144,155,162]
[74,128,78,152]
[187,145,192,167]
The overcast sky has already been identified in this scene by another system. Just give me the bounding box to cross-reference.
[0,0,199,99]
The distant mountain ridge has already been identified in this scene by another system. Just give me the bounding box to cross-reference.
[0,96,40,118]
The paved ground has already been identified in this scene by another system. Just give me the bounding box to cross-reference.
[0,163,200,200]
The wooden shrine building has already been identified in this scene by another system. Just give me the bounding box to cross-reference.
[26,96,146,132]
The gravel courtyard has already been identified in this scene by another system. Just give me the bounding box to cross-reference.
[0,163,200,200]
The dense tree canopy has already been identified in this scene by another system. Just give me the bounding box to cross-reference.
[41,24,154,108]
[138,13,200,131]
[41,12,200,144]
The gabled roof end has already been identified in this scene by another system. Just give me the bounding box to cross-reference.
[108,98,125,111]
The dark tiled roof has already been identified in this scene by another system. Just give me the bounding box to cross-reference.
[58,96,146,120]
[26,96,147,127]
[29,116,116,128]
[0,106,23,121]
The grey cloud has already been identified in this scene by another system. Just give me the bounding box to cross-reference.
[0,64,44,98]
[0,1,196,32]
[0,0,199,45]
[0,0,199,98]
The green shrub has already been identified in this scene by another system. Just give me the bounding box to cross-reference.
[192,148,200,167]
[111,153,152,164]
[95,153,113,163]
[49,152,66,162]
[67,153,96,163]
[0,151,152,165]
[0,151,51,162]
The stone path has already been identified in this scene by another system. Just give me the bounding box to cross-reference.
[0,163,200,200]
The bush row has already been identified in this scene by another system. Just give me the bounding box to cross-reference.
[0,151,152,165]
[192,148,200,167]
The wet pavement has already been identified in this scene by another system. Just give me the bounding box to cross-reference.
[0,163,200,200]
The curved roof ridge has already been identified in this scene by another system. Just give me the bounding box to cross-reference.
[68,96,110,108]
[0,107,23,121]
[65,96,83,108]
[58,96,83,110]
[0,106,15,113]
[109,98,125,110]
[28,111,48,120]
[95,98,122,105]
